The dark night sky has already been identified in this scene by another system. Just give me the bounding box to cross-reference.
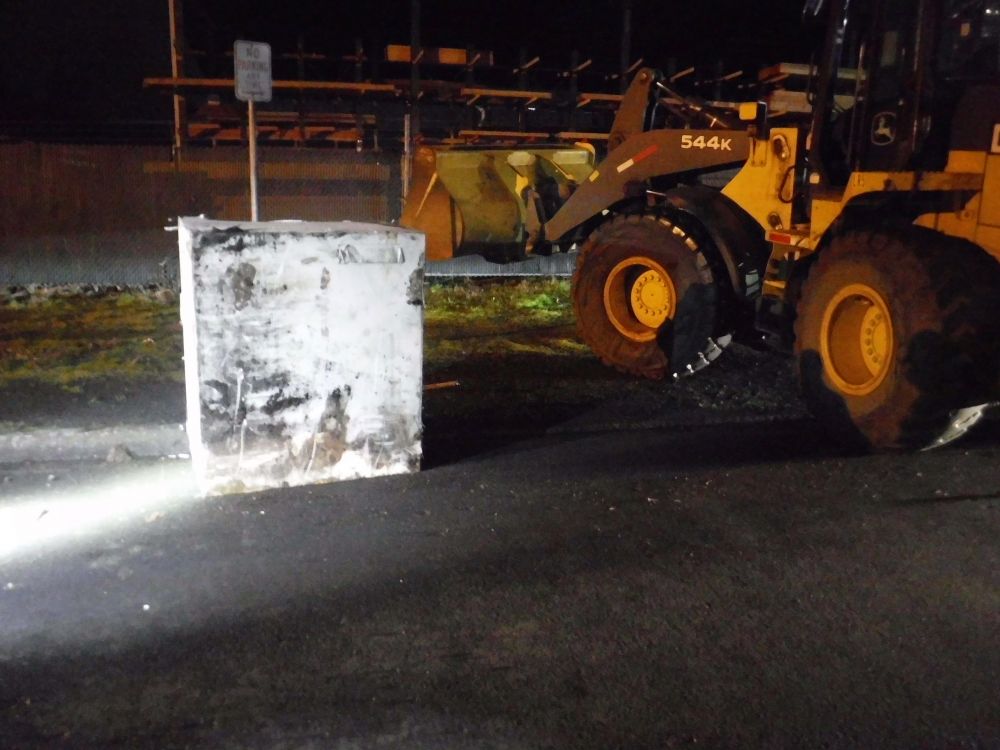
[0,0,809,124]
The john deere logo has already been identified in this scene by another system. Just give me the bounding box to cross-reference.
[992,124,1000,154]
[871,112,897,146]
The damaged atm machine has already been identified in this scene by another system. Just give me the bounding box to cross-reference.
[177,218,425,496]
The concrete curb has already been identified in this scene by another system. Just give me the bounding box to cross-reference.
[425,251,577,278]
[0,423,188,464]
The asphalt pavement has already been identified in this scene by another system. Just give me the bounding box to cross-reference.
[1,371,999,749]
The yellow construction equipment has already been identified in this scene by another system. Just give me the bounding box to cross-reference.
[405,0,1000,451]
[402,144,597,262]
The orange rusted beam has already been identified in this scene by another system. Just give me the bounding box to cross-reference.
[578,92,623,103]
[144,77,399,95]
[556,131,610,141]
[457,129,549,140]
[459,87,553,101]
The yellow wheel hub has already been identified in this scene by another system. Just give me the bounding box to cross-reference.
[820,283,894,396]
[603,257,676,342]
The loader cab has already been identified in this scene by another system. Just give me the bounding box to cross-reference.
[807,0,934,186]
[806,0,1000,189]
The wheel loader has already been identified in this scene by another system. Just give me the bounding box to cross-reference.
[406,0,1000,451]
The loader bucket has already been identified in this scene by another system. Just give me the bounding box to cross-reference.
[435,149,526,262]
[400,146,464,262]
[400,145,596,263]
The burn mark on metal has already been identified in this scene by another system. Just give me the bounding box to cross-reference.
[192,226,270,259]
[322,388,350,435]
[262,390,308,417]
[227,262,257,309]
[407,268,424,306]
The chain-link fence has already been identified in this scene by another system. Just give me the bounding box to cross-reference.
[0,143,401,287]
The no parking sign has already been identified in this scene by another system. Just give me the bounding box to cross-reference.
[234,40,272,103]
[233,40,271,221]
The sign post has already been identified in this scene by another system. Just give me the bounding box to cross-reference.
[234,40,272,221]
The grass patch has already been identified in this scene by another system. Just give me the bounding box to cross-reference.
[423,279,582,369]
[425,278,572,327]
[0,279,587,388]
[0,290,185,387]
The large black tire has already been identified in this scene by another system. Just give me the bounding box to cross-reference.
[572,211,726,379]
[794,226,1000,451]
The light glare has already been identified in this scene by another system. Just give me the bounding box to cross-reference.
[0,462,197,562]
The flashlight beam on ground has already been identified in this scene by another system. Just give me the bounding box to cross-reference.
[0,462,197,562]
